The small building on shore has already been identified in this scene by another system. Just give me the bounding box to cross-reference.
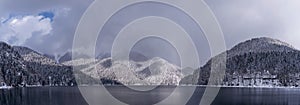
[226,70,279,87]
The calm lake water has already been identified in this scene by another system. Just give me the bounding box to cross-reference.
[1,86,300,105]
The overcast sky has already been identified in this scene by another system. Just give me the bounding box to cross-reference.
[0,0,300,65]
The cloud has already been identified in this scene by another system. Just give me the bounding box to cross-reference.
[53,7,71,17]
[0,0,92,55]
[0,13,53,45]
[1,0,299,63]
[38,11,55,22]
[205,0,300,49]
[274,1,300,49]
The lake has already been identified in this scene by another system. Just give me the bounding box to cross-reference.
[1,86,300,105]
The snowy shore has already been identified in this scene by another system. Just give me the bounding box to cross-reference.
[0,86,13,89]
[2,84,300,89]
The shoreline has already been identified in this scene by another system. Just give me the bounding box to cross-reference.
[2,85,300,89]
[0,86,13,89]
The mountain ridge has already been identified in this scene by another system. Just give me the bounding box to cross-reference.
[64,57,183,85]
[227,37,296,58]
[2,37,300,87]
[1,41,185,86]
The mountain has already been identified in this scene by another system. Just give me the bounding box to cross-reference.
[180,37,300,87]
[64,57,183,85]
[0,42,38,87]
[5,37,298,87]
[128,51,149,62]
[58,51,72,63]
[96,53,111,60]
[58,51,75,63]
[12,46,76,86]
[42,54,57,62]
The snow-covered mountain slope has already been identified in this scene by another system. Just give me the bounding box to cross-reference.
[180,37,300,87]
[13,46,58,65]
[1,41,183,86]
[64,57,183,85]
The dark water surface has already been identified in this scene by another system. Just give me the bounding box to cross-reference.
[1,86,300,105]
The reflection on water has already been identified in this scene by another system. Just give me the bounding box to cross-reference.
[0,87,87,105]
[1,86,300,105]
[212,87,300,105]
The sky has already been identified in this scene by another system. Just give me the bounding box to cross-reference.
[0,0,300,65]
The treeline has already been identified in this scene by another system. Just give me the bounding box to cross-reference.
[195,51,300,86]
[0,42,76,87]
